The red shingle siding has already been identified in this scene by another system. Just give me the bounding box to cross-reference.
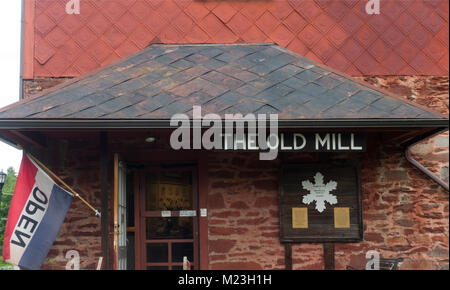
[26,0,449,78]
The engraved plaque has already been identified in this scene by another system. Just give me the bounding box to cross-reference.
[334,207,350,228]
[292,208,308,229]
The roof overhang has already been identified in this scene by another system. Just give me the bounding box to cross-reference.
[0,118,448,130]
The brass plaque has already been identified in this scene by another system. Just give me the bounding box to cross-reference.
[334,207,350,228]
[292,207,308,228]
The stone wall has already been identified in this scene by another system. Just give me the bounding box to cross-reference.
[36,134,449,270]
[207,145,449,270]
[337,141,448,270]
[39,137,106,270]
[207,152,282,270]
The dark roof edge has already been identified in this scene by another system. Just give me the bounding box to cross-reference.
[0,119,448,130]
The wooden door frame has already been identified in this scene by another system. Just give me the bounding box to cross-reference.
[110,149,209,270]
[134,165,200,270]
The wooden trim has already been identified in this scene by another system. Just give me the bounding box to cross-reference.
[138,170,146,270]
[198,153,209,270]
[100,132,110,269]
[112,153,119,270]
[355,159,364,243]
[135,166,200,270]
[192,167,200,270]
[34,127,444,135]
[168,242,172,269]
[145,239,194,243]
[0,130,32,150]
[383,128,431,145]
[1,119,447,130]
[133,172,141,270]
[146,263,184,266]
[7,130,45,150]
[22,0,35,80]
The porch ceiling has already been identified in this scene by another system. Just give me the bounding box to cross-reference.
[0,43,447,129]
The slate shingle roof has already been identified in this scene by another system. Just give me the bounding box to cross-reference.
[0,44,445,122]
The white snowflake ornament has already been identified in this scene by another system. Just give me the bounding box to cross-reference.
[301,172,338,213]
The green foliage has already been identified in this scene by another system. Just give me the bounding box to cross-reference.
[2,167,17,194]
[0,167,17,265]
[0,258,11,267]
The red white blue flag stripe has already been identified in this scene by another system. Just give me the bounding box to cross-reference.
[2,153,73,270]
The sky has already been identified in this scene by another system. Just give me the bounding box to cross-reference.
[0,1,23,174]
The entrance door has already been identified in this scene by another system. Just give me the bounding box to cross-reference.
[135,167,198,270]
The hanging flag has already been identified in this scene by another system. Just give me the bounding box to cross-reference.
[2,153,73,270]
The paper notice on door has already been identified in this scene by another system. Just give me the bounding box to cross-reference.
[292,207,308,229]
[200,208,207,217]
[179,210,197,217]
[161,211,171,217]
[334,207,350,228]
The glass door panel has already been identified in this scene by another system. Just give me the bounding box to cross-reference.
[145,171,193,211]
[172,242,194,263]
[146,243,168,263]
[146,217,194,240]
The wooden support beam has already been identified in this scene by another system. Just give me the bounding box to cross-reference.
[100,132,110,270]
[43,135,55,167]
[383,128,430,145]
[323,243,335,270]
[7,130,46,150]
[285,243,292,270]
